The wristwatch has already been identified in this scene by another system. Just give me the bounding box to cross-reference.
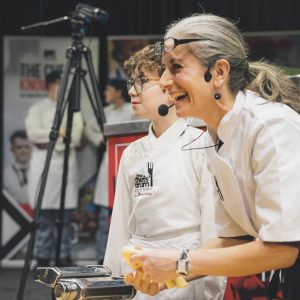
[176,249,190,276]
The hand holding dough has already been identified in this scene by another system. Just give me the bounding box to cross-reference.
[121,246,188,289]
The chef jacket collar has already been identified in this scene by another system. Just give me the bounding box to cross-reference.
[148,118,188,146]
[216,90,246,145]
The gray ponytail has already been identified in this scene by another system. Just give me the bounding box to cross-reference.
[246,60,300,113]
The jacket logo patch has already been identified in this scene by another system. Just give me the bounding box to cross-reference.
[134,162,154,196]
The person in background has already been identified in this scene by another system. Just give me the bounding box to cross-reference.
[109,39,147,79]
[104,44,226,300]
[125,14,300,299]
[25,70,84,267]
[84,78,136,264]
[4,130,32,216]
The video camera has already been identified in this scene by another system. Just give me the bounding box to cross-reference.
[71,4,109,25]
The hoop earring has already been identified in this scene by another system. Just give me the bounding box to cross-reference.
[214,92,221,100]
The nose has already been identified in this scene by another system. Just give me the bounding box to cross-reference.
[159,68,173,91]
[128,85,137,98]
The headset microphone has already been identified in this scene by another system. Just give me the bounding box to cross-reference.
[158,103,175,116]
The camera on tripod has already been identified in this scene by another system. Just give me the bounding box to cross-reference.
[73,3,109,24]
[69,4,109,40]
[35,265,136,300]
[70,3,109,33]
[16,4,109,300]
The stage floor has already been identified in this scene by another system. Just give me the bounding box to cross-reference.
[0,268,51,299]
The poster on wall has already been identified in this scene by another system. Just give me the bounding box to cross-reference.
[2,35,100,266]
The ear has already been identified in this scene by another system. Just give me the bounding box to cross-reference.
[212,59,231,88]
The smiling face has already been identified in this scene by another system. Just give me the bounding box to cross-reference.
[160,44,213,120]
[158,14,251,127]
[128,67,170,121]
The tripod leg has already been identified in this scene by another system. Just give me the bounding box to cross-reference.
[55,47,82,267]
[82,75,101,125]
[15,48,75,300]
[55,93,75,266]
[52,47,75,127]
[83,47,106,133]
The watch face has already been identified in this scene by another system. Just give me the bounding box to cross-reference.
[176,259,189,275]
[176,249,190,275]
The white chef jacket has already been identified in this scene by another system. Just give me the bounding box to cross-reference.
[104,118,226,300]
[25,98,84,209]
[206,90,300,242]
[94,102,136,207]
[4,162,29,205]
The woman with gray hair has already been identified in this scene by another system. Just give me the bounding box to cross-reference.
[125,14,300,299]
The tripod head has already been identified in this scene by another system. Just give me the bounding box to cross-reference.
[21,3,109,32]
[70,4,109,40]
[72,3,109,24]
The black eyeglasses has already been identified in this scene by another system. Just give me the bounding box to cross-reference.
[126,77,159,95]
[154,37,209,55]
